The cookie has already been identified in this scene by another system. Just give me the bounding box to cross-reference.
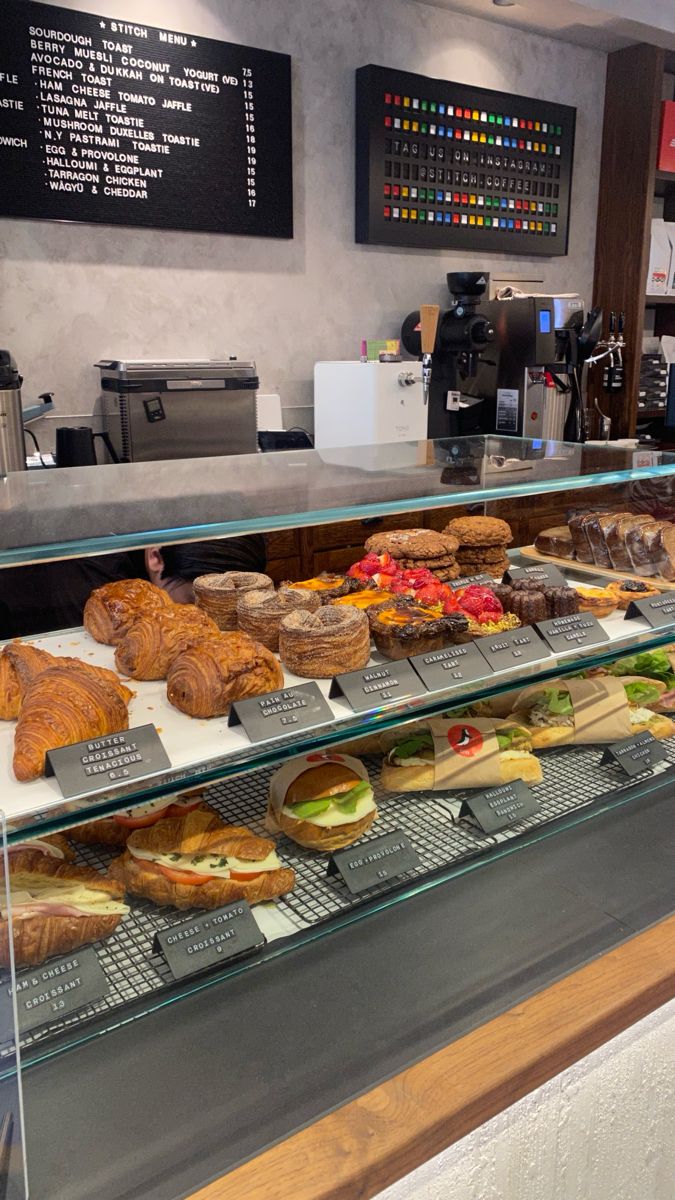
[442,516,513,547]
[458,561,508,579]
[365,529,460,559]
[432,562,461,581]
[455,545,509,565]
[398,554,458,570]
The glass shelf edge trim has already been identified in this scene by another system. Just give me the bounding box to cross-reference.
[3,435,675,565]
[8,620,675,844]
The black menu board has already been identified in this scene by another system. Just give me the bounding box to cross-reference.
[355,63,575,255]
[0,1,292,237]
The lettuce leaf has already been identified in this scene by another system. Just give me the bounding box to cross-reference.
[607,651,675,688]
[540,689,574,716]
[393,733,434,760]
[623,680,662,706]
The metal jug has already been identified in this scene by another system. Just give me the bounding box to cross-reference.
[0,351,26,475]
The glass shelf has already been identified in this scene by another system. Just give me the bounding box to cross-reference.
[5,614,675,843]
[3,435,675,566]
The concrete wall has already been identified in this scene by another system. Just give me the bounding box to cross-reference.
[1,0,606,442]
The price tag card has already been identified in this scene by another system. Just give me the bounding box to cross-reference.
[5,948,109,1035]
[45,725,170,799]
[446,573,494,591]
[228,683,334,740]
[625,592,675,628]
[410,641,489,692]
[460,780,539,834]
[329,660,427,712]
[504,563,567,587]
[327,831,420,895]
[476,625,550,673]
[535,613,609,655]
[600,730,669,778]
[154,902,266,981]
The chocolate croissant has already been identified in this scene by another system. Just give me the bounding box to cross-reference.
[83,579,173,645]
[166,632,284,718]
[13,664,132,782]
[114,605,219,680]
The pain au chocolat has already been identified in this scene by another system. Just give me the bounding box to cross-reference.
[83,579,174,646]
[114,604,219,680]
[166,631,283,718]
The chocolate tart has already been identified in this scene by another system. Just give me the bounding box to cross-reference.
[368,599,469,660]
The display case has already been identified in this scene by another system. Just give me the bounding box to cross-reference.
[3,434,675,1195]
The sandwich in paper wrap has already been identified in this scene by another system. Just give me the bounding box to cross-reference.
[380,717,543,791]
[266,751,377,851]
[512,676,674,747]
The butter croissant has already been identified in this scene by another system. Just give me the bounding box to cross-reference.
[13,664,132,782]
[1,642,132,721]
[83,578,173,645]
[167,632,284,718]
[114,605,219,680]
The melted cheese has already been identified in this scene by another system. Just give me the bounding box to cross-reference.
[5,875,128,917]
[128,845,282,877]
[630,707,655,727]
[282,788,376,828]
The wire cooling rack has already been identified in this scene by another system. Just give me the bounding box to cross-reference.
[8,738,674,1059]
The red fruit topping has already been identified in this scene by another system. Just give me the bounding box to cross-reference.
[415,583,447,606]
[457,585,503,617]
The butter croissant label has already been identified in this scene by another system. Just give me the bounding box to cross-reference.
[429,717,504,789]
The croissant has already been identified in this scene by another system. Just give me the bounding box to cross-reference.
[0,860,128,967]
[114,605,219,680]
[5,833,75,873]
[13,664,132,782]
[83,579,173,645]
[1,642,133,721]
[108,809,295,910]
[166,632,284,718]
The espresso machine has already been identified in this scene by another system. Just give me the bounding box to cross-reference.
[0,350,27,475]
[402,278,594,442]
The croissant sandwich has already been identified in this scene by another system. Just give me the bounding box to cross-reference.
[166,632,284,718]
[83,579,173,645]
[4,833,74,873]
[13,664,132,782]
[380,720,543,791]
[108,809,295,910]
[0,860,128,967]
[71,790,214,848]
[267,753,377,851]
[114,605,219,680]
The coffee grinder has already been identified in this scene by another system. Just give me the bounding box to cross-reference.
[401,272,496,438]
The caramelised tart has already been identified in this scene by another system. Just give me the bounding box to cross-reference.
[368,598,469,660]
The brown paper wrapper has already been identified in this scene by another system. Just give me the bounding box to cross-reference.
[266,751,370,831]
[517,677,632,744]
[428,717,504,789]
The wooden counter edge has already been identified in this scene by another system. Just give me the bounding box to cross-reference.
[189,915,675,1200]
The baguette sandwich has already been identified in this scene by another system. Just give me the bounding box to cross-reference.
[513,678,675,747]
[380,720,543,792]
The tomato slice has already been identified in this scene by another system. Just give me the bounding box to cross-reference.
[142,859,217,886]
[115,797,202,829]
[115,811,165,829]
[229,869,262,881]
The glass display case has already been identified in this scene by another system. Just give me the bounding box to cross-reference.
[3,434,675,1154]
